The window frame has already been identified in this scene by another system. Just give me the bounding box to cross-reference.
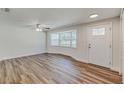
[50,30,77,48]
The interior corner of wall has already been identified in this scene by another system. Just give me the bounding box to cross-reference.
[111,66,120,73]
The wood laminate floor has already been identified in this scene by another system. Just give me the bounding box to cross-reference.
[0,53,122,84]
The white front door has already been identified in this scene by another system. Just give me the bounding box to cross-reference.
[88,23,112,68]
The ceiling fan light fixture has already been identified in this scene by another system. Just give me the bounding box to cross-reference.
[35,24,43,32]
[36,28,42,32]
[89,14,99,18]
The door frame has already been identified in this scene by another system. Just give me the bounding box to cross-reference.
[87,22,113,69]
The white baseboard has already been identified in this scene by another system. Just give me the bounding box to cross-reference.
[0,51,45,61]
[47,52,88,63]
[111,66,121,74]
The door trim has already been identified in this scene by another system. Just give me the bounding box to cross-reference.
[87,22,113,69]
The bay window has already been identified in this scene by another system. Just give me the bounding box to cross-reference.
[50,30,77,48]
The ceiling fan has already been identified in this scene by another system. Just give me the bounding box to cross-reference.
[23,23,51,32]
[35,24,51,32]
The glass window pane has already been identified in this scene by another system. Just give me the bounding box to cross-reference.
[71,40,76,48]
[51,33,59,40]
[60,32,71,40]
[64,32,71,40]
[51,40,59,46]
[92,28,105,36]
[60,40,71,47]
[59,32,64,40]
[51,33,59,46]
[72,31,76,39]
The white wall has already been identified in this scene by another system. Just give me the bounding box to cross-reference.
[0,20,46,61]
[47,17,121,72]
[121,9,124,83]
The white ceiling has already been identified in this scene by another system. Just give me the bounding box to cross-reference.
[0,8,121,30]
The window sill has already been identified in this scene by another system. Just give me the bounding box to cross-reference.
[51,45,77,49]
